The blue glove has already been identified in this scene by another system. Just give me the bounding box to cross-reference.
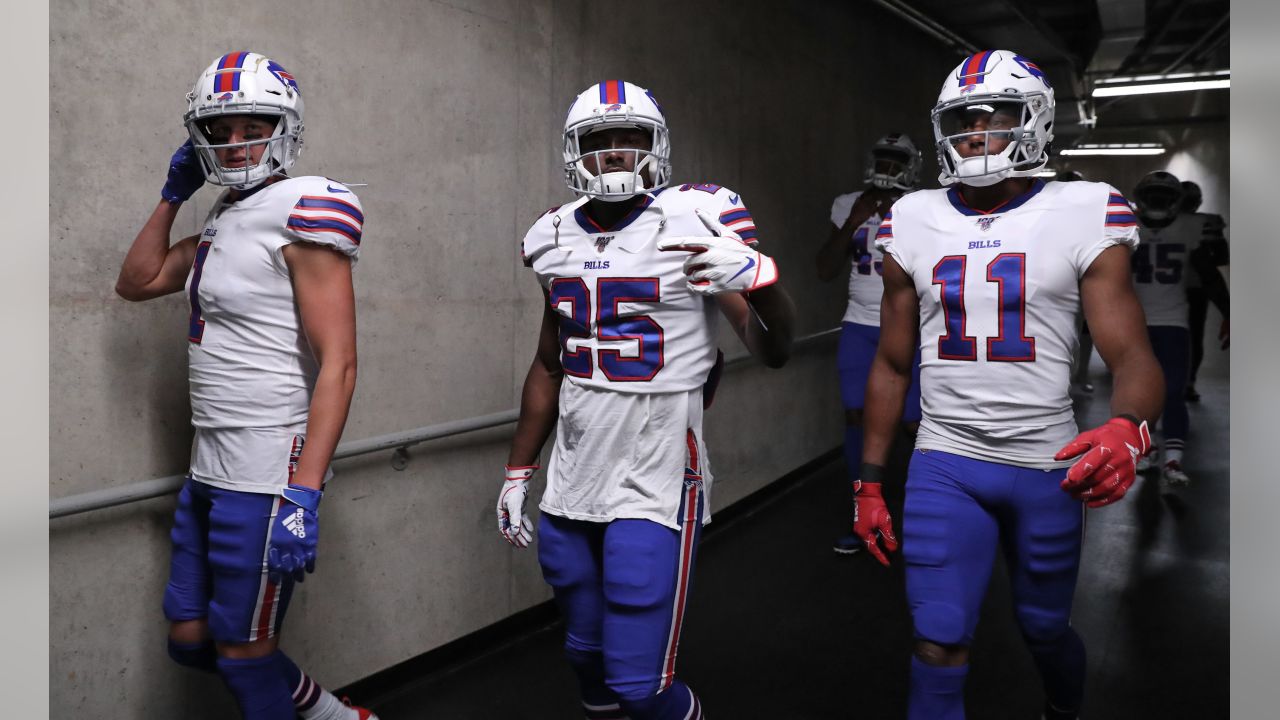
[161,139,206,203]
[267,484,322,583]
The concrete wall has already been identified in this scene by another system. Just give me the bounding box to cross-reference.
[48,1,957,716]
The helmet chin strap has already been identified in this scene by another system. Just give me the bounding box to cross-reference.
[594,171,640,201]
[954,156,1009,187]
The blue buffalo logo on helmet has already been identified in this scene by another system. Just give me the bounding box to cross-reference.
[267,60,300,95]
[1012,55,1051,89]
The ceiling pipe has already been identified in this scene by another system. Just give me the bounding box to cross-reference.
[1160,14,1230,73]
[865,0,979,57]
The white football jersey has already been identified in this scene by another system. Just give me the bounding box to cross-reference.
[185,175,362,490]
[1133,213,1220,324]
[522,183,753,526]
[877,180,1138,468]
[830,190,890,326]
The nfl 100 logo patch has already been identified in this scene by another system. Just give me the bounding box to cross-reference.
[976,217,998,232]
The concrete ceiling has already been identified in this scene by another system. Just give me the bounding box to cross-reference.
[872,0,1229,147]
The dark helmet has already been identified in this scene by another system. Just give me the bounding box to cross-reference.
[1180,180,1203,213]
[1133,171,1183,222]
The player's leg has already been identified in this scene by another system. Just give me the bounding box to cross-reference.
[163,477,218,673]
[600,479,706,720]
[1001,465,1086,720]
[1150,326,1192,487]
[205,486,369,720]
[835,322,879,554]
[539,512,624,719]
[1186,287,1209,401]
[903,450,1003,720]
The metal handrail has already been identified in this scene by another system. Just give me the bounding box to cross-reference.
[49,327,840,519]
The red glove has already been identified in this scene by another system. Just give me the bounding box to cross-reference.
[1054,416,1151,508]
[852,480,898,566]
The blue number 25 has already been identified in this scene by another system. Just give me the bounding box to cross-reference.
[548,277,665,382]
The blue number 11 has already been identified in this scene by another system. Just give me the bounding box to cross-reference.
[932,253,1035,362]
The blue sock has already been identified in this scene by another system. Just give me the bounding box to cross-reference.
[908,656,967,720]
[216,654,295,720]
[273,651,347,717]
[167,638,217,673]
[1026,627,1086,715]
[844,424,863,482]
[565,645,627,718]
[618,680,701,720]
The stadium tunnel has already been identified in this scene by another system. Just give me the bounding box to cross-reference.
[49,1,1229,717]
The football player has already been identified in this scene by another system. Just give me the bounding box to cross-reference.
[497,80,794,720]
[1130,172,1230,489]
[815,133,924,554]
[115,53,375,720]
[856,50,1164,720]
[1178,179,1230,402]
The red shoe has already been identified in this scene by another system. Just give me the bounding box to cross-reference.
[342,697,380,720]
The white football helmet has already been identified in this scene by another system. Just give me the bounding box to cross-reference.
[184,52,305,190]
[864,133,922,190]
[931,50,1054,187]
[563,80,671,202]
[1133,171,1184,222]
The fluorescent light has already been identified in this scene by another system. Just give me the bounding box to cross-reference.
[1060,144,1166,157]
[1096,69,1229,85]
[1092,78,1230,97]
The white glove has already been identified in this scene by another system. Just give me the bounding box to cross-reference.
[497,465,536,548]
[656,207,779,295]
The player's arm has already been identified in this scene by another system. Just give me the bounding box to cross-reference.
[116,140,208,301]
[1191,241,1231,317]
[283,242,358,492]
[115,200,199,301]
[715,284,795,369]
[1054,245,1163,507]
[862,255,918,469]
[509,297,565,466]
[1082,245,1163,424]
[498,296,564,547]
[815,192,884,281]
[852,254,916,565]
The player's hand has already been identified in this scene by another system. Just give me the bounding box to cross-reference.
[656,208,779,295]
[161,139,206,204]
[1054,416,1151,508]
[875,191,898,219]
[267,484,322,583]
[497,465,537,548]
[848,190,882,224]
[1219,319,1229,350]
[852,480,898,566]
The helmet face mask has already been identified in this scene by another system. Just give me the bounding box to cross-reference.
[931,50,1055,187]
[1134,171,1184,222]
[864,133,922,190]
[184,52,305,190]
[563,81,671,202]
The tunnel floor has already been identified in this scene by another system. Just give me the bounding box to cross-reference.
[347,355,1229,720]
